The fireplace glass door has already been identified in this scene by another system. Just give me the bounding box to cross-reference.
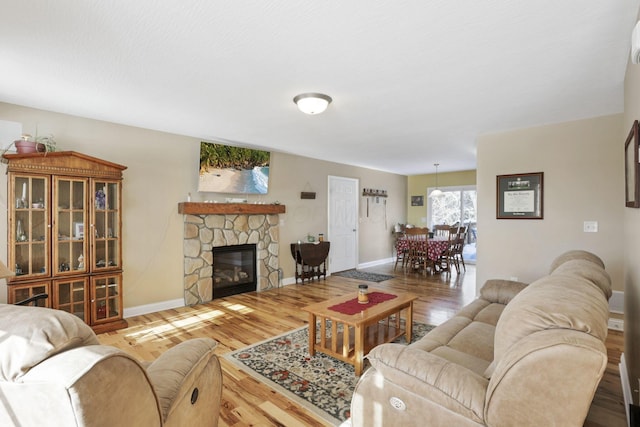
[212,244,257,298]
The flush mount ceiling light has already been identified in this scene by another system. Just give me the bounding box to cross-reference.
[293,93,332,115]
[429,163,444,198]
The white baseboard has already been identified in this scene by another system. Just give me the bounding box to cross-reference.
[124,279,305,316]
[125,273,337,316]
[281,277,298,286]
[123,298,184,318]
[281,273,335,286]
[281,257,393,285]
[358,257,394,269]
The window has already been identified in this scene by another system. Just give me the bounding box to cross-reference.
[427,185,477,229]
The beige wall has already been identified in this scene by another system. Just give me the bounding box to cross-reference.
[407,170,476,226]
[476,115,624,291]
[624,48,640,398]
[0,102,407,308]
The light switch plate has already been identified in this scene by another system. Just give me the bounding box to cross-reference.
[583,221,598,232]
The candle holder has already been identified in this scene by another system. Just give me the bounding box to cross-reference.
[358,284,369,304]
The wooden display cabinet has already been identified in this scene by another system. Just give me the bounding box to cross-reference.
[4,152,127,332]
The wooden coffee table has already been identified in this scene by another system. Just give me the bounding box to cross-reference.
[301,289,418,375]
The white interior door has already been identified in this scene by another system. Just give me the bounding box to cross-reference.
[328,176,358,272]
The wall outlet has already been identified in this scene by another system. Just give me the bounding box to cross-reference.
[583,221,598,232]
[608,318,624,331]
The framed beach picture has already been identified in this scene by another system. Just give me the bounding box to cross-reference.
[198,141,270,194]
[496,172,543,219]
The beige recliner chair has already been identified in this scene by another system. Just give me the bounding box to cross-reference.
[0,304,223,427]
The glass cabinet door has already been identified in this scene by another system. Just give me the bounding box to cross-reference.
[92,180,121,272]
[54,277,88,321]
[10,174,49,279]
[8,282,50,307]
[91,274,121,323]
[53,177,88,276]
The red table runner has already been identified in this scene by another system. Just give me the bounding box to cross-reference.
[328,292,398,315]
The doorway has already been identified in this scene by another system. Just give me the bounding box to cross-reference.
[427,185,477,263]
[328,176,359,272]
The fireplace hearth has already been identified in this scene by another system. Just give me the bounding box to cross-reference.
[213,244,257,298]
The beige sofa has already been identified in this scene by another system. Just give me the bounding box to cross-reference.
[351,250,611,427]
[0,304,223,427]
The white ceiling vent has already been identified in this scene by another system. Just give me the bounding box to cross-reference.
[632,21,640,64]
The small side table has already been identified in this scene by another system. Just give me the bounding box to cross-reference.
[290,242,330,284]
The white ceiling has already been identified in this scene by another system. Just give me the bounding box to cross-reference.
[1,1,638,175]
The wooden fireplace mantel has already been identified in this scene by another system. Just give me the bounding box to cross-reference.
[178,202,286,215]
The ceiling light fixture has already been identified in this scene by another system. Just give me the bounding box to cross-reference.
[293,93,332,115]
[429,163,444,198]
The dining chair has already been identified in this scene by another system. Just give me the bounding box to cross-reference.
[436,228,461,275]
[450,227,468,273]
[404,227,429,272]
[433,224,451,239]
[394,231,408,270]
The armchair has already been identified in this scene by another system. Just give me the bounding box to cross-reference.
[0,304,223,427]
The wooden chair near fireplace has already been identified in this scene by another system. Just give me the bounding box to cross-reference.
[290,242,331,284]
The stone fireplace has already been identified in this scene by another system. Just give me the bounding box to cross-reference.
[180,202,285,306]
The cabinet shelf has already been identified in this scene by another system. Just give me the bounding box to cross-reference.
[4,151,127,333]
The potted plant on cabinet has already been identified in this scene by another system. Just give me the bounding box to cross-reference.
[1,134,57,157]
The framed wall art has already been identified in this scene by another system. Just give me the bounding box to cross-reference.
[411,195,424,206]
[496,172,543,219]
[625,120,639,208]
[198,141,270,194]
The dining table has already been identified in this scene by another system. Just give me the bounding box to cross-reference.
[395,237,450,272]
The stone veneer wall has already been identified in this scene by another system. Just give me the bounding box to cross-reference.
[183,213,280,306]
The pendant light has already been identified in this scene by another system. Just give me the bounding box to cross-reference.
[429,163,443,198]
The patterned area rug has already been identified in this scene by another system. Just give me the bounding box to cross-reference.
[331,269,394,282]
[223,321,434,426]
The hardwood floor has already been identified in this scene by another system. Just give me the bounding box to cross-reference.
[98,264,626,427]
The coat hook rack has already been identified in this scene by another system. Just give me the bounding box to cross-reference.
[362,188,388,197]
[362,188,388,217]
